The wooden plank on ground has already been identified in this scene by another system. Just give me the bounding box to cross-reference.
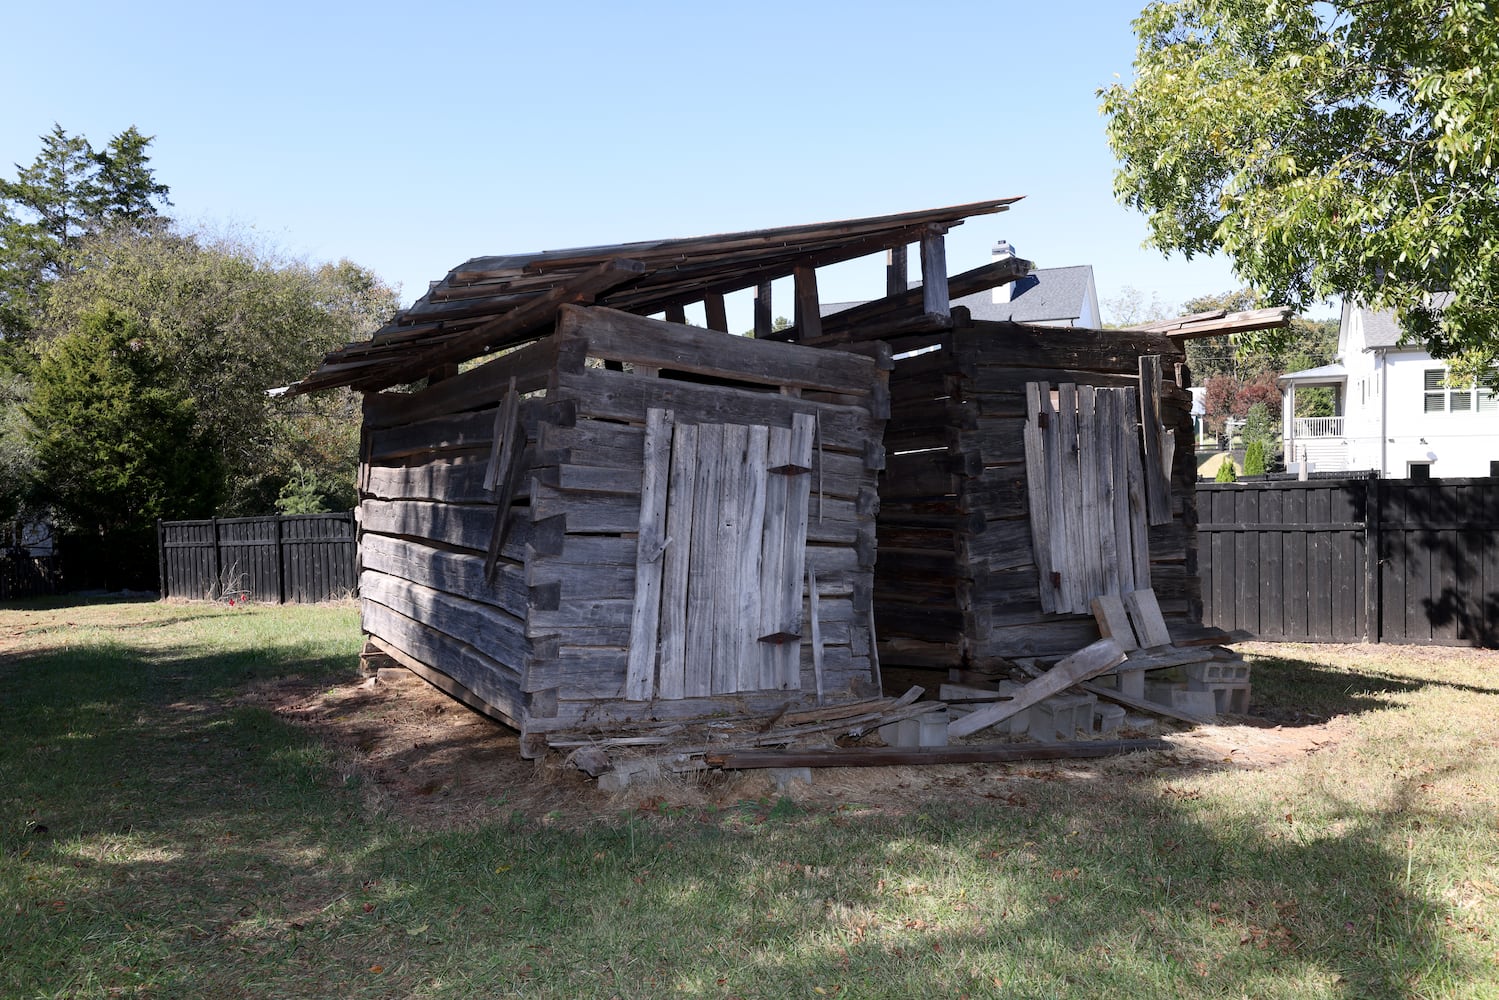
[706,738,1172,769]
[948,637,1125,738]
[624,408,672,700]
[1123,588,1173,647]
[1091,594,1139,652]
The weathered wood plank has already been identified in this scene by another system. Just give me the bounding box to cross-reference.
[552,368,876,454]
[714,423,749,694]
[556,304,878,394]
[1124,588,1173,648]
[779,412,816,690]
[1023,382,1055,614]
[1091,594,1139,652]
[759,425,791,690]
[657,422,697,700]
[685,422,722,697]
[948,637,1125,738]
[625,408,672,700]
[736,426,770,693]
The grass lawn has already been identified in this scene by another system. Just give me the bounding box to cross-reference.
[2,599,1497,999]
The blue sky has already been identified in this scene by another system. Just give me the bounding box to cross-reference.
[2,0,1247,327]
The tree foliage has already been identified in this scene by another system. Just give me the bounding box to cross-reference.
[1102,1,1499,383]
[42,228,398,513]
[26,309,222,538]
[0,124,169,337]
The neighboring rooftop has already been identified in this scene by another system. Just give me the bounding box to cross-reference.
[954,264,1096,325]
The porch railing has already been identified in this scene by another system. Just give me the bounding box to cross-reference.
[1292,416,1344,438]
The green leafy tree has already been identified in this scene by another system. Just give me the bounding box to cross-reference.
[0,124,169,337]
[26,309,222,583]
[44,228,398,512]
[1102,1,1499,384]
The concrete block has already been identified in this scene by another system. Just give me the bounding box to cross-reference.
[878,718,920,747]
[1171,689,1218,719]
[918,711,949,747]
[1185,660,1251,686]
[1028,692,1097,742]
[769,767,813,791]
[596,757,662,792]
[1093,702,1126,735]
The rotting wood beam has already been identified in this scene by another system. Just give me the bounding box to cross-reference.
[352,258,646,392]
[706,738,1172,769]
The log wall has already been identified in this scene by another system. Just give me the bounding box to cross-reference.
[875,321,1200,667]
[356,304,890,752]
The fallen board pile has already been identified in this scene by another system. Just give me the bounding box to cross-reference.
[940,587,1250,739]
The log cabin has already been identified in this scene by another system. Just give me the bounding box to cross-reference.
[288,199,1230,754]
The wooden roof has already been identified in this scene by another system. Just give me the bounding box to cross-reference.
[288,198,1022,394]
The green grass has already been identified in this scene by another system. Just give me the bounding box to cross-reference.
[2,602,1498,998]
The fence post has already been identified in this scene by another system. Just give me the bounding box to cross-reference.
[1364,473,1380,643]
[274,515,286,605]
[157,519,168,600]
[210,517,221,601]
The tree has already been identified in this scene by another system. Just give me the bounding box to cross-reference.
[1102,1,1499,384]
[42,227,396,512]
[1101,285,1172,328]
[26,309,222,584]
[1243,439,1267,477]
[0,124,169,336]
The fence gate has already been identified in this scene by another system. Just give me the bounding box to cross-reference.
[1197,476,1499,646]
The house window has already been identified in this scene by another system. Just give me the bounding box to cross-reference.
[1408,462,1432,480]
[1424,368,1495,412]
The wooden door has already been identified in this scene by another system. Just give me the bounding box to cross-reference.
[625,408,815,700]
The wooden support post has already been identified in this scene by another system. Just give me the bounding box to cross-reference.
[703,293,728,333]
[886,244,908,299]
[919,225,950,319]
[753,281,772,339]
[274,514,286,605]
[793,265,821,342]
[156,519,168,599]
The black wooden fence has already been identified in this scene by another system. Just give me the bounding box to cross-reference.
[158,513,358,604]
[0,554,62,601]
[1198,476,1499,646]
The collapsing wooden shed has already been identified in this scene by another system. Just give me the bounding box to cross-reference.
[287,201,1024,754]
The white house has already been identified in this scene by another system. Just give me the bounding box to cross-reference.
[1280,300,1499,477]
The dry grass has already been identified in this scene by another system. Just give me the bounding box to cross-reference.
[3,599,1497,998]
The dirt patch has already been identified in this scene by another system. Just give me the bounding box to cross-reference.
[237,657,1368,830]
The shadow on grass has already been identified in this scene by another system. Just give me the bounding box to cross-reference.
[2,636,1488,997]
[1242,651,1499,726]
